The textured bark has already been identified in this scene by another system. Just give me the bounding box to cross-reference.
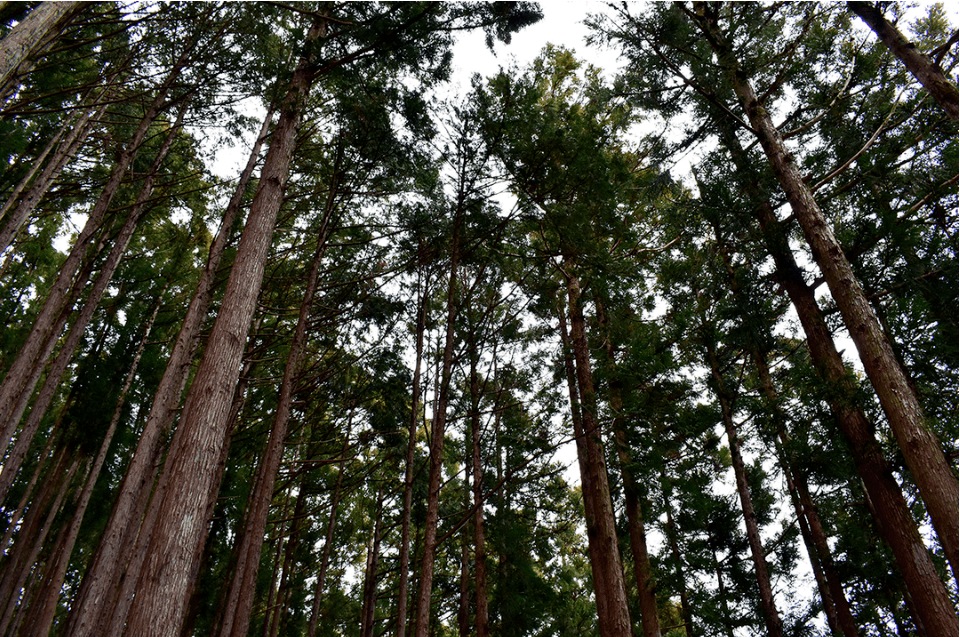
[0,102,185,507]
[595,300,661,637]
[66,101,275,637]
[704,342,784,637]
[122,18,321,634]
[218,154,340,637]
[694,2,959,582]
[562,271,632,637]
[662,480,695,637]
[848,1,958,121]
[26,285,167,637]
[0,1,85,96]
[361,486,385,637]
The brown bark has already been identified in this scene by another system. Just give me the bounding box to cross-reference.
[217,135,341,637]
[595,300,661,637]
[66,100,275,637]
[0,1,86,96]
[560,271,632,637]
[26,285,167,637]
[413,199,462,637]
[662,478,694,637]
[122,17,321,634]
[693,2,959,583]
[848,1,959,121]
[703,341,784,637]
[0,101,186,507]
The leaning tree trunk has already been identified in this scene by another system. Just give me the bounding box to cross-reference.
[703,339,784,637]
[693,2,959,583]
[65,99,275,637]
[847,1,959,121]
[699,53,956,630]
[0,1,86,97]
[217,149,341,637]
[122,18,323,636]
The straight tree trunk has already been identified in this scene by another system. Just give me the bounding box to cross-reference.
[65,100,275,637]
[413,190,464,637]
[122,18,323,634]
[361,486,385,637]
[396,271,426,637]
[703,341,784,637]
[217,138,341,637]
[0,1,86,96]
[847,1,959,121]
[468,351,489,637]
[662,477,695,637]
[693,2,959,582]
[560,269,632,637]
[306,418,352,637]
[595,299,661,637]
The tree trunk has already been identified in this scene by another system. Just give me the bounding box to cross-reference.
[397,271,426,637]
[120,17,321,633]
[0,1,86,97]
[847,1,958,121]
[560,270,632,637]
[361,485,385,637]
[65,99,275,637]
[595,299,661,637]
[662,476,695,637]
[703,341,784,637]
[694,2,959,583]
[217,136,341,637]
[306,417,352,637]
[413,188,464,637]
[468,351,489,637]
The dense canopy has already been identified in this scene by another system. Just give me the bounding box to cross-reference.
[0,2,956,637]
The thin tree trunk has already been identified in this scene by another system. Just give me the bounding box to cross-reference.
[704,341,784,637]
[847,1,958,121]
[361,485,385,637]
[306,418,352,637]
[414,190,464,637]
[694,3,959,584]
[595,299,661,637]
[396,271,426,637]
[662,477,695,637]
[0,1,86,96]
[468,351,489,637]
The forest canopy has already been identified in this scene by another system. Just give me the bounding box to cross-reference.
[0,2,956,637]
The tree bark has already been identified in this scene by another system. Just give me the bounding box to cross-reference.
[468,350,489,637]
[703,341,784,637]
[0,1,86,97]
[361,485,385,637]
[561,269,632,637]
[122,17,322,634]
[848,1,959,121]
[693,2,959,583]
[65,99,275,637]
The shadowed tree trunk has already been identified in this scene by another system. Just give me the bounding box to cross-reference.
[0,1,86,96]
